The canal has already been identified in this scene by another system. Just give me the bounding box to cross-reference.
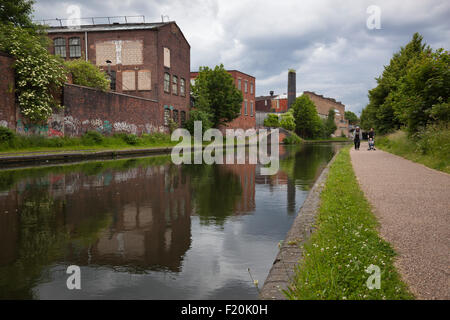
[0,143,343,299]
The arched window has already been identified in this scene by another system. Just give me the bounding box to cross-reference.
[69,37,81,58]
[54,38,66,58]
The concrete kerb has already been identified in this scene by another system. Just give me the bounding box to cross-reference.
[259,149,341,300]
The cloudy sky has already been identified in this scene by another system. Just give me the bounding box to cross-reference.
[32,0,450,114]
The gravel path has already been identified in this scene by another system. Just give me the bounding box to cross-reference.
[350,142,450,300]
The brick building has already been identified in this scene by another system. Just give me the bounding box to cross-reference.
[46,21,190,131]
[190,70,256,131]
[255,92,289,113]
[0,52,16,130]
[303,91,349,136]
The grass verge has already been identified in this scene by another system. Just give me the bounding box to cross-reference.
[376,126,450,174]
[284,147,413,300]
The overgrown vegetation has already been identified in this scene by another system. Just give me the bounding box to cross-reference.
[0,127,176,152]
[263,114,280,127]
[285,148,413,300]
[283,132,302,145]
[64,59,110,91]
[377,124,450,174]
[0,23,67,122]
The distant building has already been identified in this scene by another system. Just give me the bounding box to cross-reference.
[190,70,256,131]
[255,92,289,113]
[303,91,349,137]
[46,20,191,130]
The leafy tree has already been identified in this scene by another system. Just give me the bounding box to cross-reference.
[264,114,280,127]
[184,109,213,135]
[345,111,358,125]
[391,49,449,133]
[291,95,323,139]
[0,24,67,122]
[191,64,243,127]
[323,109,337,137]
[362,33,430,134]
[280,112,296,131]
[64,59,110,91]
[0,0,35,28]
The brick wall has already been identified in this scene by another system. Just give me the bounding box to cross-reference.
[0,52,16,130]
[62,83,163,136]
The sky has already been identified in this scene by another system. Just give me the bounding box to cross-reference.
[32,0,450,115]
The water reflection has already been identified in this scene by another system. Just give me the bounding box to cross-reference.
[0,143,342,299]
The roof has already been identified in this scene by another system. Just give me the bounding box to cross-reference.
[46,22,170,33]
[303,91,345,107]
[191,70,255,79]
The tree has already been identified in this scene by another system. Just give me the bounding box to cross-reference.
[280,112,296,131]
[0,24,66,122]
[191,64,243,128]
[361,33,430,134]
[65,59,110,91]
[264,114,280,127]
[345,111,358,125]
[0,0,35,28]
[184,109,213,135]
[323,109,337,137]
[291,95,323,139]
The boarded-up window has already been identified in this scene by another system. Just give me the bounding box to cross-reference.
[96,42,116,65]
[122,71,136,91]
[138,70,151,90]
[122,41,143,65]
[164,47,170,68]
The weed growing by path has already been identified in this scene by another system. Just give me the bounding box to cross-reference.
[284,148,413,300]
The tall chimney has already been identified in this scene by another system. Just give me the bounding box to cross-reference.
[287,69,296,109]
[270,90,274,96]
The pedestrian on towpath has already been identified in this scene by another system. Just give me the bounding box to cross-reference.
[353,126,362,150]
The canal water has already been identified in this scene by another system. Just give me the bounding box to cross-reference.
[0,143,342,299]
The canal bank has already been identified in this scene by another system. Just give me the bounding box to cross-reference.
[259,148,340,299]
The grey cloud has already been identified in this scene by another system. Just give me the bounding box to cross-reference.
[32,0,450,114]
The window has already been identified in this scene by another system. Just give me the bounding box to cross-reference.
[138,70,151,90]
[172,76,178,95]
[108,70,116,90]
[180,111,186,125]
[122,71,136,91]
[244,100,248,115]
[180,78,185,96]
[244,80,248,93]
[238,79,241,91]
[264,100,267,106]
[250,83,253,94]
[250,101,254,116]
[69,37,81,58]
[173,109,179,123]
[164,47,171,68]
[164,73,170,93]
[54,38,66,58]
[164,108,171,126]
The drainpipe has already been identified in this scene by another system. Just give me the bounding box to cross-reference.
[84,31,88,61]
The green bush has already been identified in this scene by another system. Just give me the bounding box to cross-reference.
[280,112,295,131]
[184,109,213,135]
[82,131,104,145]
[283,132,302,145]
[113,132,138,145]
[0,126,16,143]
[65,59,110,91]
[264,114,280,127]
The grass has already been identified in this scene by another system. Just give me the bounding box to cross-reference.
[284,147,413,300]
[376,125,450,174]
[0,130,178,155]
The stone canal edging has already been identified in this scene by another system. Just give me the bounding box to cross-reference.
[259,149,340,300]
[0,147,174,167]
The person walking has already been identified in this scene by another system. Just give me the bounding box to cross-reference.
[353,126,362,150]
[368,128,376,150]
